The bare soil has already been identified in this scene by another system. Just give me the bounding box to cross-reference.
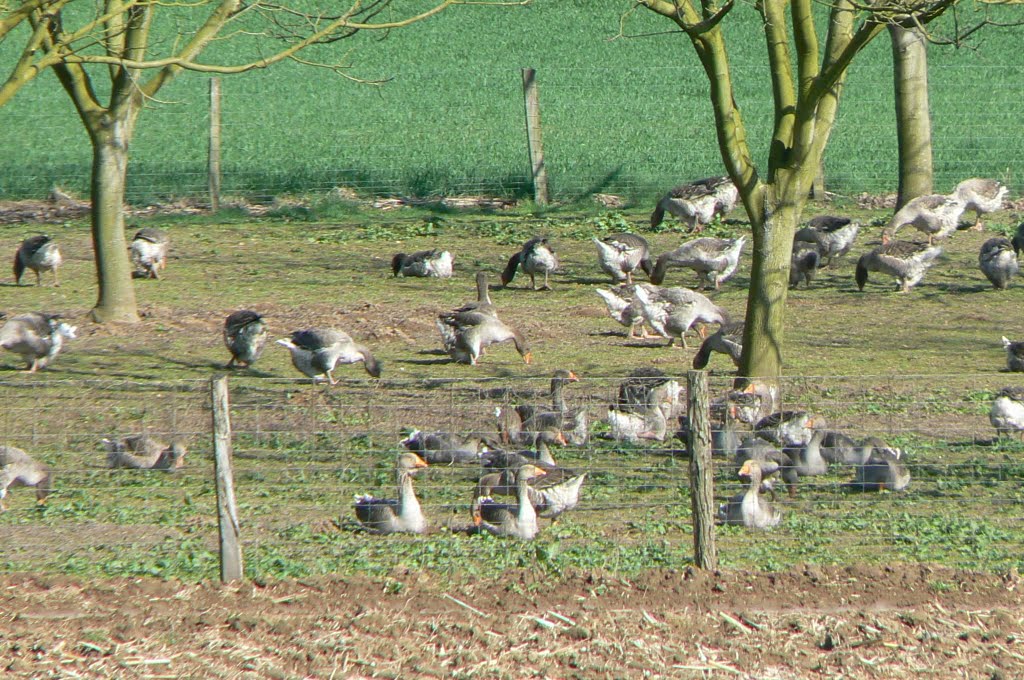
[3,565,1023,679]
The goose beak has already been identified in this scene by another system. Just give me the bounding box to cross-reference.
[567,371,580,382]
[522,352,532,365]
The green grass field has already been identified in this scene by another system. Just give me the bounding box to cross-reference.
[1,2,1022,203]
[2,199,1024,582]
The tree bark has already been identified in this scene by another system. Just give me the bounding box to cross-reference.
[740,193,800,377]
[890,24,933,208]
[89,119,140,323]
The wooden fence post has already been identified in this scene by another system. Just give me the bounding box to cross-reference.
[208,77,222,213]
[521,68,549,206]
[687,370,718,570]
[211,375,243,582]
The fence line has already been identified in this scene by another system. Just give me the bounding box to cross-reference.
[1,373,1023,580]
[3,63,1022,205]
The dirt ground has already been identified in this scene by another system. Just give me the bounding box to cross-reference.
[2,565,1023,679]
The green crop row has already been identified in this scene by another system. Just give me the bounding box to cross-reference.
[1,5,1023,202]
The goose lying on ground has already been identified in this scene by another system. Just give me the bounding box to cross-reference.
[400,429,490,465]
[846,438,910,491]
[103,435,186,470]
[354,453,429,534]
[717,458,782,529]
[391,249,454,278]
[472,463,548,539]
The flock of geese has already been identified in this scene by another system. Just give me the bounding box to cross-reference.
[2,175,1023,537]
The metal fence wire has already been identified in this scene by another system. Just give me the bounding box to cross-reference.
[3,62,1022,204]
[1,373,1022,579]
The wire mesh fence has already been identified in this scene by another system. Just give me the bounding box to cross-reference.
[1,372,1022,580]
[3,61,1022,206]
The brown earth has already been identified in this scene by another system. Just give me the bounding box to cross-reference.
[2,565,1023,679]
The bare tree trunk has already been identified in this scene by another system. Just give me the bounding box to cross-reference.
[89,124,140,323]
[890,24,933,208]
[740,204,797,378]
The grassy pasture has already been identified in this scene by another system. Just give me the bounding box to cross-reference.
[1,3,1022,203]
[2,198,1024,582]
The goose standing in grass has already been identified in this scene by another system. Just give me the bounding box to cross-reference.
[472,463,548,539]
[855,240,943,293]
[354,453,429,534]
[594,285,652,339]
[632,284,729,348]
[1002,337,1024,373]
[436,309,531,366]
[650,176,738,231]
[717,458,782,529]
[130,227,169,279]
[883,194,966,244]
[692,321,744,370]
[790,244,822,288]
[501,237,559,290]
[649,236,746,289]
[391,249,454,278]
[794,216,860,267]
[0,312,77,373]
[103,435,186,470]
[14,235,62,286]
[277,328,381,384]
[223,310,268,369]
[436,271,530,365]
[0,446,52,511]
[990,387,1024,439]
[1011,222,1024,256]
[593,233,652,284]
[978,237,1019,290]
[955,178,1008,231]
[847,438,910,491]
